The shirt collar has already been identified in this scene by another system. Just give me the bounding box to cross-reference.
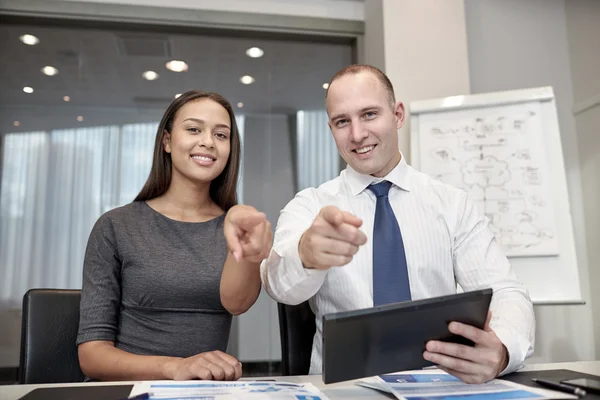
[346,153,412,196]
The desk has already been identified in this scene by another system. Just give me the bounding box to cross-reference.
[1,361,598,400]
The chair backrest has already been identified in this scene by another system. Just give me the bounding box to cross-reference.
[277,301,316,376]
[19,288,86,384]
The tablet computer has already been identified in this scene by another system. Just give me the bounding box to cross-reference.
[322,288,492,383]
[17,385,134,400]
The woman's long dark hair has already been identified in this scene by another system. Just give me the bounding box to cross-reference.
[134,90,240,211]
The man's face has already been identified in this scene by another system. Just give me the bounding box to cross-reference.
[326,72,404,177]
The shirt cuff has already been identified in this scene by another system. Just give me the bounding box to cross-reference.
[263,233,328,304]
[493,325,529,375]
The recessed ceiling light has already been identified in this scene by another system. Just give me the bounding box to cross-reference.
[41,66,59,76]
[63,96,71,102]
[240,75,255,85]
[20,34,39,46]
[246,47,264,58]
[166,60,188,72]
[23,86,34,94]
[13,121,20,127]
[175,93,182,99]
[237,102,244,108]
[142,71,159,81]
[77,116,84,122]
[322,83,329,89]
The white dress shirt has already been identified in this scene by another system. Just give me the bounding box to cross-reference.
[261,156,535,375]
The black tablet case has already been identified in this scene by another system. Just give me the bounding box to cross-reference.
[322,289,493,383]
[17,384,134,400]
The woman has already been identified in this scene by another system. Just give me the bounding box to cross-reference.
[77,90,271,381]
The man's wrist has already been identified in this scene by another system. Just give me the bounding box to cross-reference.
[498,344,509,376]
[298,233,314,269]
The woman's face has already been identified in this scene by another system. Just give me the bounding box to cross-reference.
[164,98,232,185]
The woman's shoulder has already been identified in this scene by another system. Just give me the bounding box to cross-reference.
[99,201,145,222]
[91,202,147,232]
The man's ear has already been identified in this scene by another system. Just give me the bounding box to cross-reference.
[163,130,172,153]
[394,101,405,129]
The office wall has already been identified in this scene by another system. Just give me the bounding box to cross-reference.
[465,0,595,362]
[363,0,471,157]
[565,0,600,360]
[0,310,20,367]
[236,114,297,361]
[565,0,600,105]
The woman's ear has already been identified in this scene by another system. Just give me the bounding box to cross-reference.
[163,130,172,153]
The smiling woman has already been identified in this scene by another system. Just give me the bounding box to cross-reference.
[76,90,271,382]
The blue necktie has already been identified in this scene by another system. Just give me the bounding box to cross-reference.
[368,181,411,305]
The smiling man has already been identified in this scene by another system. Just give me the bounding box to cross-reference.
[261,64,535,383]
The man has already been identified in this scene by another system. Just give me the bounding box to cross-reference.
[260,64,534,383]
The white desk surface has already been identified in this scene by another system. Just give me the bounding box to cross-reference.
[0,361,598,400]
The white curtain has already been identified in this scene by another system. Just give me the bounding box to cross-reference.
[0,124,156,308]
[296,110,339,190]
[0,116,246,308]
[118,123,159,206]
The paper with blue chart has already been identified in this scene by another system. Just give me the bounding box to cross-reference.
[417,101,558,258]
[357,370,575,400]
[129,380,329,400]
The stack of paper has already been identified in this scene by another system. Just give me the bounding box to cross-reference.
[129,380,330,400]
[357,370,577,400]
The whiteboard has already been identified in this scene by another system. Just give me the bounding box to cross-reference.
[410,87,583,304]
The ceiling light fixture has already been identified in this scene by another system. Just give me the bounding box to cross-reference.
[237,102,244,108]
[245,47,264,58]
[175,93,182,99]
[20,34,39,45]
[13,121,20,127]
[240,75,255,85]
[322,83,329,89]
[166,60,188,72]
[63,96,71,102]
[77,116,84,122]
[142,71,159,81]
[23,86,34,94]
[41,66,59,76]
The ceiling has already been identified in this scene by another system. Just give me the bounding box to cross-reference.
[0,22,353,134]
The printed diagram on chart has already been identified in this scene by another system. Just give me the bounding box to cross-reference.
[420,108,559,257]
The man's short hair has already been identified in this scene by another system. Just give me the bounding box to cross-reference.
[325,64,396,107]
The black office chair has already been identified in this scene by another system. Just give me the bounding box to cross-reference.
[277,301,316,376]
[19,288,86,384]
